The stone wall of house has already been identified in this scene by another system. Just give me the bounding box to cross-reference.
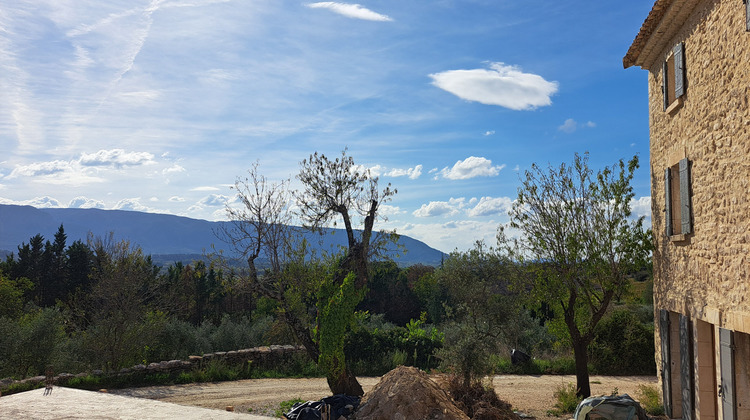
[648,0,750,333]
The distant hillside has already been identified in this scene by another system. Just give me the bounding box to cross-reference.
[0,204,444,267]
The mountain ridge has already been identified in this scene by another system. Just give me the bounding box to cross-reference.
[0,204,445,266]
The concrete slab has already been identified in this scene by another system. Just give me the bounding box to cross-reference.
[0,386,274,419]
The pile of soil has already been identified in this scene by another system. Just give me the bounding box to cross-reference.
[443,375,520,420]
[354,366,469,420]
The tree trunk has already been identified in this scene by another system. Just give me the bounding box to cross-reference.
[327,365,364,396]
[572,338,591,398]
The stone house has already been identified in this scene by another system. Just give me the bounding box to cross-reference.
[623,0,750,419]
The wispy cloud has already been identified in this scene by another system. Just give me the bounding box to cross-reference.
[466,196,513,217]
[558,118,596,133]
[439,157,505,180]
[8,160,73,178]
[190,186,221,192]
[305,2,393,21]
[386,165,423,180]
[79,149,156,168]
[429,62,558,110]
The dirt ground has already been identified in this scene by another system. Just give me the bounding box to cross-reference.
[112,374,658,419]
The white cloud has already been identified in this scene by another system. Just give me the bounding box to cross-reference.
[69,196,105,209]
[440,156,505,180]
[396,220,501,253]
[162,164,186,175]
[305,2,393,21]
[630,196,651,218]
[169,196,186,202]
[191,186,221,192]
[413,201,460,218]
[378,204,405,217]
[412,198,466,218]
[8,160,73,178]
[386,164,423,180]
[429,62,558,110]
[558,118,596,134]
[484,130,495,136]
[197,194,230,207]
[79,149,156,168]
[467,196,513,217]
[0,196,63,208]
[113,198,153,212]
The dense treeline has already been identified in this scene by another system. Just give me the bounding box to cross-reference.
[0,224,655,381]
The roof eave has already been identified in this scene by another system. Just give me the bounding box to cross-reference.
[623,0,702,69]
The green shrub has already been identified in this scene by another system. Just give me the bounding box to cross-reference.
[344,316,443,376]
[637,384,664,415]
[548,382,581,416]
[492,355,576,375]
[275,398,305,418]
[589,309,656,375]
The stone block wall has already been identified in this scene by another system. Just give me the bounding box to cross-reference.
[648,0,750,333]
[0,345,306,393]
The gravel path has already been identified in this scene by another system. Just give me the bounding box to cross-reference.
[112,374,658,418]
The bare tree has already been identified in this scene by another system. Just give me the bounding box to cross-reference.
[296,148,397,288]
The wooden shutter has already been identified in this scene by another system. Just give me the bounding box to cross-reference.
[719,328,735,420]
[663,60,670,111]
[679,158,692,235]
[665,168,673,236]
[660,310,673,418]
[746,0,750,32]
[679,314,694,420]
[674,42,685,99]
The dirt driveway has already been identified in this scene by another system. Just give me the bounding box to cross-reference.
[113,374,658,419]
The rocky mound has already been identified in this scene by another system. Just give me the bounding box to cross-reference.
[354,366,470,420]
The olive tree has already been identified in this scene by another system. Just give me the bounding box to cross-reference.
[221,149,396,396]
[498,153,650,398]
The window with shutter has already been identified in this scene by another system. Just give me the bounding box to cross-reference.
[659,310,673,417]
[665,158,692,238]
[662,42,686,112]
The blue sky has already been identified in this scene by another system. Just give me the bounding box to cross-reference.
[0,0,655,253]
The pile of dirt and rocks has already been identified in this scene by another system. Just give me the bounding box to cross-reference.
[443,375,520,420]
[354,366,469,420]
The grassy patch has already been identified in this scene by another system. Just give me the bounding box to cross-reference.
[274,398,305,417]
[547,382,581,416]
[637,384,664,416]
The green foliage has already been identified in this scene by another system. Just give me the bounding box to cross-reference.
[437,321,497,387]
[317,271,365,383]
[433,242,524,386]
[275,398,305,418]
[549,382,582,416]
[500,153,652,397]
[0,307,67,378]
[345,312,443,376]
[589,308,656,375]
[492,355,576,375]
[637,384,664,415]
[0,273,33,319]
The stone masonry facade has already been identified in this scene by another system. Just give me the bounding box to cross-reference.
[625,0,750,419]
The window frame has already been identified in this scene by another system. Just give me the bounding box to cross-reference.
[662,42,686,112]
[665,158,692,239]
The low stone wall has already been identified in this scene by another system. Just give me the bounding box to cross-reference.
[0,344,306,392]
